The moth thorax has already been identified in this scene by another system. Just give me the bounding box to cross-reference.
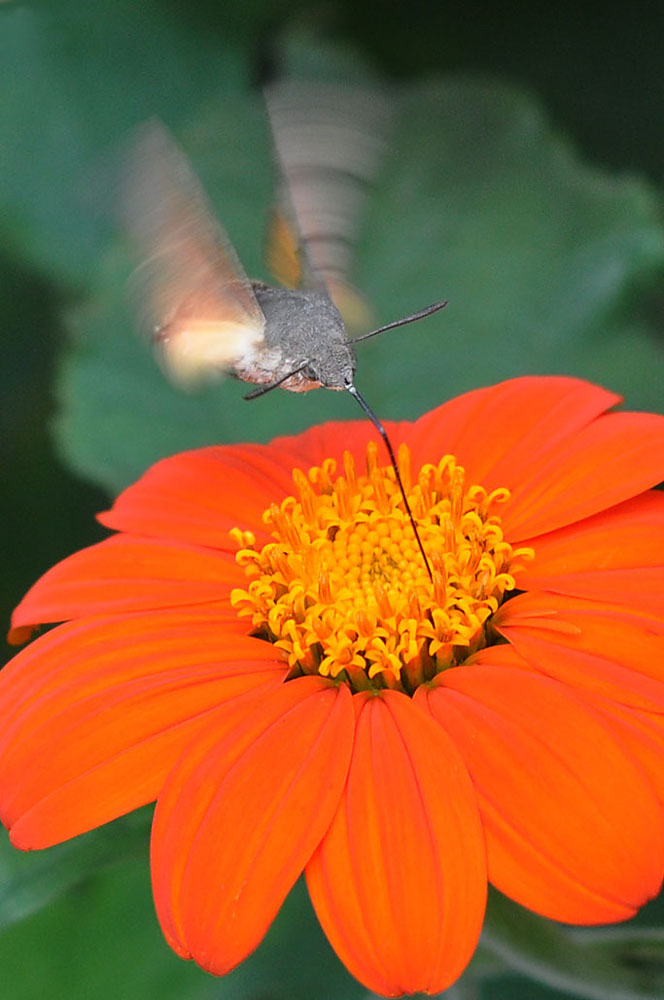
[254,286,354,386]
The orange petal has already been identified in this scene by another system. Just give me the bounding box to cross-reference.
[99,444,300,549]
[495,591,664,710]
[272,418,381,472]
[469,639,533,672]
[151,676,353,970]
[520,567,664,614]
[418,667,664,923]
[408,376,619,485]
[501,410,664,540]
[306,690,486,997]
[0,611,285,847]
[516,490,664,611]
[285,380,606,481]
[9,535,240,639]
[459,641,664,809]
[588,701,664,807]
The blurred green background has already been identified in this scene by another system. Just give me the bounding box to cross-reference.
[2,1,664,998]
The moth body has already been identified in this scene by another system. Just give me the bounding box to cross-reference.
[245,284,356,391]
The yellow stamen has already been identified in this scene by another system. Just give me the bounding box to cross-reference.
[231,447,533,694]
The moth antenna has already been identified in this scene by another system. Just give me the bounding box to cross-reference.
[344,382,433,582]
[243,363,308,400]
[349,300,448,345]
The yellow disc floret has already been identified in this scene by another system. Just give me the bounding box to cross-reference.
[231,443,533,694]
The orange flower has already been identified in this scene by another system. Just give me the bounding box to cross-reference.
[3,375,664,996]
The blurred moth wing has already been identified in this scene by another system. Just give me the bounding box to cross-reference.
[122,120,266,388]
[265,205,302,291]
[264,82,391,333]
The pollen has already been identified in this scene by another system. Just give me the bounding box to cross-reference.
[230,444,533,694]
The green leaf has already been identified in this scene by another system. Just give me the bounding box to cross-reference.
[0,853,363,1000]
[354,77,664,416]
[0,809,150,932]
[53,66,664,491]
[0,852,218,1000]
[481,889,664,1000]
[0,3,250,286]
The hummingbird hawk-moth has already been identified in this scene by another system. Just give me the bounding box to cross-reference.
[122,84,446,574]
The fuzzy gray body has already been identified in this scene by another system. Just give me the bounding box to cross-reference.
[236,284,357,392]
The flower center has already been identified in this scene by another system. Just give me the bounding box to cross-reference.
[230,443,533,694]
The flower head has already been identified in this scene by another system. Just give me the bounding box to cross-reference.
[3,376,664,996]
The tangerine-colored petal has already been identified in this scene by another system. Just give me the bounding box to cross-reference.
[407,376,619,484]
[521,490,664,574]
[151,676,353,970]
[306,690,486,997]
[521,568,664,614]
[468,642,534,676]
[495,591,664,710]
[0,611,285,847]
[272,378,616,482]
[272,418,383,472]
[468,635,664,808]
[587,701,664,807]
[492,643,664,813]
[417,667,664,923]
[516,490,664,611]
[500,411,664,540]
[98,444,300,549]
[403,376,664,539]
[9,535,240,640]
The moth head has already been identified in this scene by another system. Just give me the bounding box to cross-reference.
[304,340,357,390]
